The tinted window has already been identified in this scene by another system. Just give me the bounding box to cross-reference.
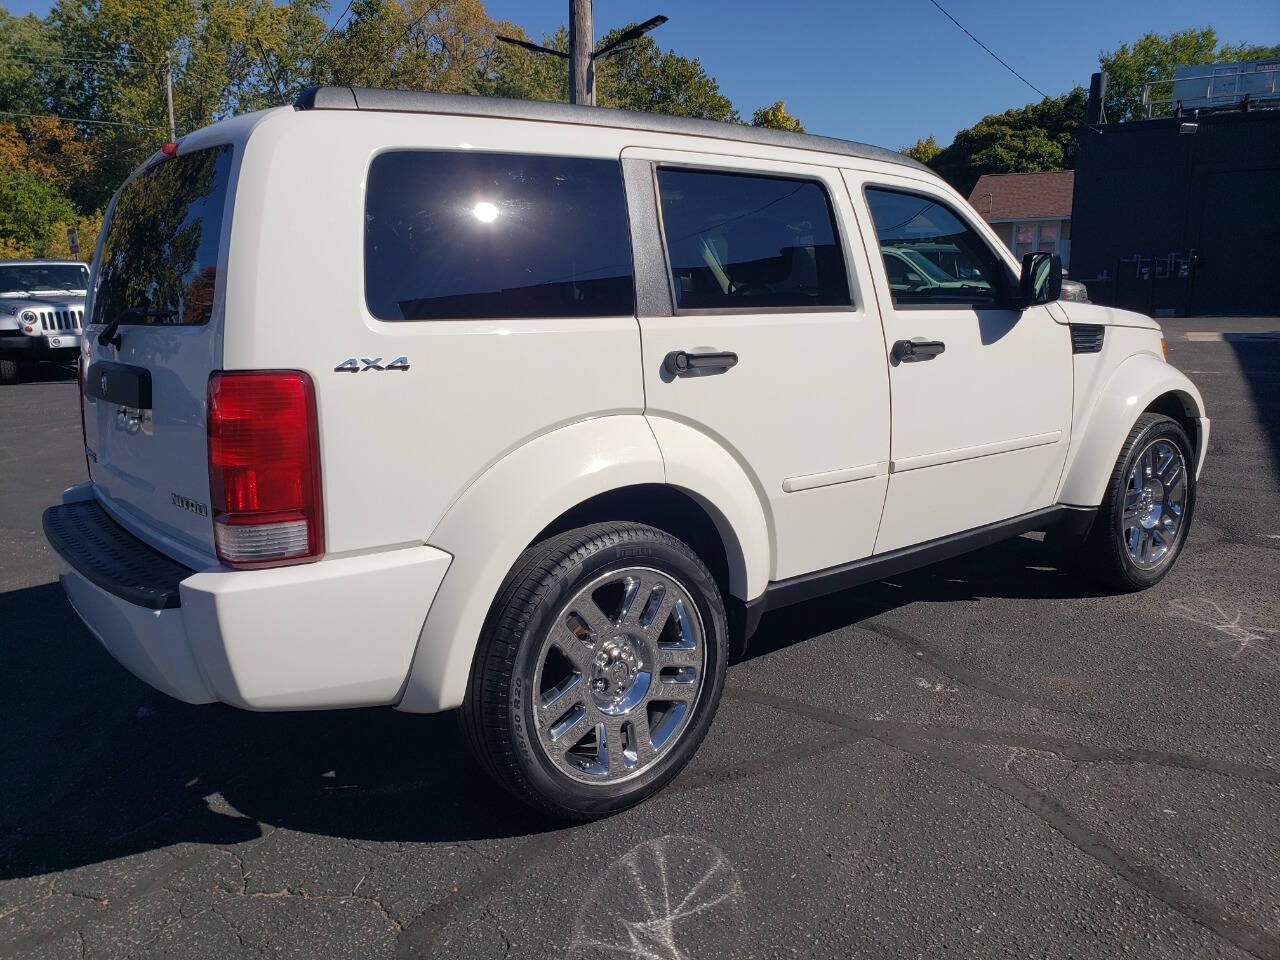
[93,145,233,326]
[656,168,850,311]
[364,151,634,321]
[864,187,1009,308]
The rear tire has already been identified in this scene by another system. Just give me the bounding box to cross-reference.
[461,522,728,820]
[0,354,18,385]
[1078,413,1195,591]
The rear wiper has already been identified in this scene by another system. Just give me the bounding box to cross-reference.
[97,306,177,349]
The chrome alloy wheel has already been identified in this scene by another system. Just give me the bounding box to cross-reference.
[1122,438,1188,569]
[530,567,707,785]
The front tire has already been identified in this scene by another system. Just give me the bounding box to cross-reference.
[0,354,18,385]
[461,522,728,820]
[1080,412,1195,590]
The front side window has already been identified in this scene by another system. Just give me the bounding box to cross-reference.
[864,187,1009,308]
[364,151,634,321]
[656,168,851,311]
[93,144,233,326]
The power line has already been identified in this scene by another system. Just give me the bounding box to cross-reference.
[0,110,163,130]
[924,0,1048,100]
[2,54,163,69]
[312,0,355,57]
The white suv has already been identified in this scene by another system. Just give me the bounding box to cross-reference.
[45,87,1208,819]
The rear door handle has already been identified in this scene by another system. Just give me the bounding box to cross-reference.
[664,350,739,377]
[891,338,946,363]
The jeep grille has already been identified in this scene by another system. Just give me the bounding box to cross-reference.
[35,309,83,332]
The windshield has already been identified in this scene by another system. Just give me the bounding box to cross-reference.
[92,144,233,327]
[0,264,88,294]
[887,247,955,283]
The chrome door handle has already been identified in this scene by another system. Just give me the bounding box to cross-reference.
[664,350,739,377]
[891,338,946,363]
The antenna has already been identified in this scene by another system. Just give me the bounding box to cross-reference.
[255,38,286,105]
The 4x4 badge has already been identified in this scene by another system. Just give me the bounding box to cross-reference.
[335,356,410,373]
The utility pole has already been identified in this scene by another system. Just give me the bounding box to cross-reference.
[569,0,594,106]
[164,52,176,142]
[496,12,667,108]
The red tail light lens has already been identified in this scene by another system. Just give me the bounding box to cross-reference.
[207,371,323,568]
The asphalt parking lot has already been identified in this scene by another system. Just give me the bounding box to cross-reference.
[1,315,1278,960]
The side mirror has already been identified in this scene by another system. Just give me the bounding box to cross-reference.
[1019,251,1062,306]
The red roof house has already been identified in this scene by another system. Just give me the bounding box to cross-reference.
[969,170,1075,267]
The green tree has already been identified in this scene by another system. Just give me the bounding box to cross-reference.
[928,87,1086,194]
[0,7,62,115]
[594,27,737,121]
[0,164,75,255]
[45,0,327,209]
[313,0,501,93]
[751,100,803,132]
[900,134,940,164]
[1099,28,1280,122]
[481,25,567,102]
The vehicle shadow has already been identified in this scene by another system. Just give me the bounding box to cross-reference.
[0,534,1103,881]
[12,359,77,384]
[739,533,1113,664]
[1227,335,1280,476]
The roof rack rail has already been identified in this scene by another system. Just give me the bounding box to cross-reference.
[293,86,923,172]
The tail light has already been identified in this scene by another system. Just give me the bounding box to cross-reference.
[207,371,324,568]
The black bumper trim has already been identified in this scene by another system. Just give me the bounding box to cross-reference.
[43,500,195,610]
[0,334,81,354]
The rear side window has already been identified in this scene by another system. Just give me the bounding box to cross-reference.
[364,151,634,321]
[93,144,233,326]
[656,168,851,311]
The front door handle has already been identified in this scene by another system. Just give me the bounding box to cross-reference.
[664,350,739,377]
[891,338,946,363]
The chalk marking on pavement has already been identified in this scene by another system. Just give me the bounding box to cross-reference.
[568,836,742,960]
[1169,598,1280,668]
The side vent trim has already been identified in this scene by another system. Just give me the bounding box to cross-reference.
[1070,323,1105,354]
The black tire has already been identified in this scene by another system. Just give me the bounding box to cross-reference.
[1079,412,1196,591]
[460,522,729,820]
[0,354,18,385]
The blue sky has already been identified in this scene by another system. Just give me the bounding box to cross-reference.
[7,0,1279,147]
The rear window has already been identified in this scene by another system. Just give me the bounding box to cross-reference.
[92,144,233,327]
[364,151,634,321]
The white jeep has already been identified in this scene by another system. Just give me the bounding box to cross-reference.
[0,259,89,384]
[45,88,1208,819]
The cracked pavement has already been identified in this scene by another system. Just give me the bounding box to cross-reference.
[1,316,1278,958]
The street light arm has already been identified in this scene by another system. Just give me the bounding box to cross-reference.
[591,15,667,61]
[494,34,570,59]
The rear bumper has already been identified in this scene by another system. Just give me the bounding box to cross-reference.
[45,488,452,710]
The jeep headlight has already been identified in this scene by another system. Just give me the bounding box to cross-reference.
[21,310,35,323]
